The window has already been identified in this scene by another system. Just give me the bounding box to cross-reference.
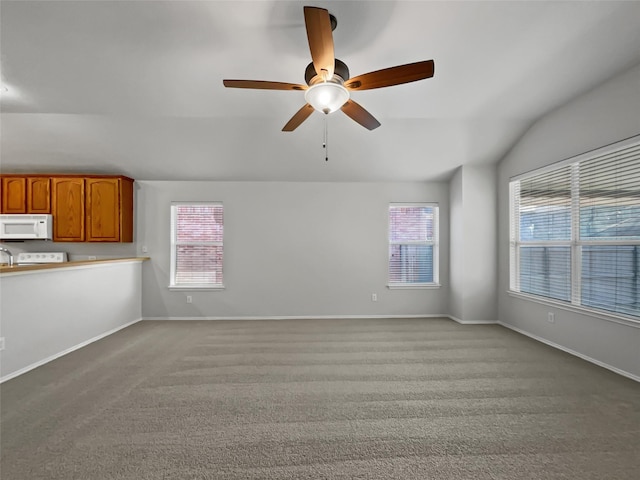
[170,203,224,289]
[388,203,439,287]
[510,137,640,320]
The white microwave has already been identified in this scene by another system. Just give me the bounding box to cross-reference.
[0,214,53,240]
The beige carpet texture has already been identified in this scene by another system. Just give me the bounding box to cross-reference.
[1,318,639,479]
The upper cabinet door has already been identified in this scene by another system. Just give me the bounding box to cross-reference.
[27,177,51,213]
[86,177,120,242]
[52,177,85,242]
[1,177,27,213]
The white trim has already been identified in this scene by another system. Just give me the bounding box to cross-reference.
[497,321,640,383]
[387,283,441,289]
[448,315,498,325]
[517,240,572,247]
[170,202,224,289]
[3,314,636,385]
[168,285,225,291]
[509,181,520,292]
[433,206,440,285]
[578,240,640,246]
[507,290,640,328]
[509,136,640,321]
[570,163,581,306]
[0,318,142,383]
[388,203,440,286]
[142,314,450,321]
[389,202,440,208]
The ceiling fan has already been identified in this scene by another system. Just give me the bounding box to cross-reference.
[223,6,435,132]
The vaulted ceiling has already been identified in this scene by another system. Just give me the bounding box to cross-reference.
[2,1,640,182]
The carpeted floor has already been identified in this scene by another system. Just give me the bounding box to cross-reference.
[1,318,639,479]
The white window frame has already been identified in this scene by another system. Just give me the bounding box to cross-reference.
[169,202,224,291]
[509,135,640,324]
[388,202,440,289]
[509,166,574,302]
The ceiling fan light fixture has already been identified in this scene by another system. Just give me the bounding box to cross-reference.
[304,82,349,114]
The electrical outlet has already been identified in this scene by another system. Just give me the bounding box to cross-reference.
[186,295,193,304]
[142,245,148,253]
[547,312,555,323]
[372,293,377,302]
[0,337,5,351]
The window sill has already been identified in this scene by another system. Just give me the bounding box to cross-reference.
[168,285,225,291]
[387,283,441,290]
[507,290,640,329]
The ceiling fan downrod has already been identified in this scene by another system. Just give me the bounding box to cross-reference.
[324,115,329,162]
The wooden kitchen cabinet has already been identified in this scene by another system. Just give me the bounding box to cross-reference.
[1,173,134,242]
[1,176,50,213]
[52,177,86,241]
[27,177,51,213]
[86,176,133,242]
[1,177,27,213]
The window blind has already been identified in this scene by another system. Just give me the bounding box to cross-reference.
[389,204,438,285]
[516,165,572,301]
[518,166,572,242]
[170,203,224,287]
[510,138,640,319]
[578,143,640,316]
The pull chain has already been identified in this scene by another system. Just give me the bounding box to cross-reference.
[323,114,329,161]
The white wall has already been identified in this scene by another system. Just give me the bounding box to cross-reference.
[137,181,450,319]
[449,165,498,323]
[0,260,143,380]
[449,169,465,321]
[497,63,640,379]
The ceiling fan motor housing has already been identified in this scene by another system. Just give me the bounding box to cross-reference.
[305,59,350,86]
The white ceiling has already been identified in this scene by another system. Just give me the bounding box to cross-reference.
[2,0,640,182]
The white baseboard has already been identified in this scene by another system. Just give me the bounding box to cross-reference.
[4,315,636,384]
[448,315,498,325]
[1,318,142,384]
[498,321,640,383]
[142,314,450,321]
[142,314,500,325]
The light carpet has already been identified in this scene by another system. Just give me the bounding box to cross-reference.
[1,318,639,479]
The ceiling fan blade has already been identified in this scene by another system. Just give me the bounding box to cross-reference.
[282,104,315,132]
[341,100,381,130]
[344,60,435,91]
[304,6,335,80]
[223,80,307,91]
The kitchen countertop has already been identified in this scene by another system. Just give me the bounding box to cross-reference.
[0,257,150,274]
